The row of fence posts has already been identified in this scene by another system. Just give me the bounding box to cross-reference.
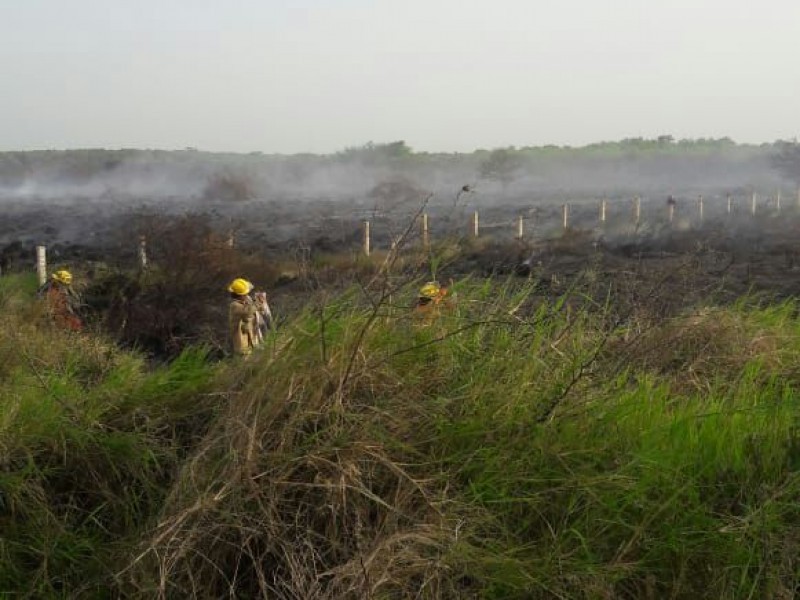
[15,190,800,270]
[360,189,800,256]
[28,226,239,283]
[34,242,145,286]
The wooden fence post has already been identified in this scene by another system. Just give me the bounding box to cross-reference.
[562,203,570,230]
[600,199,607,225]
[633,196,641,226]
[751,192,757,216]
[727,194,733,215]
[138,235,148,270]
[362,220,371,256]
[516,214,524,240]
[776,190,782,213]
[36,245,47,286]
[472,210,479,238]
[422,212,430,248]
[698,195,704,223]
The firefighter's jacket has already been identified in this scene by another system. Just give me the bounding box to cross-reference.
[412,290,451,326]
[229,295,258,356]
[40,282,83,331]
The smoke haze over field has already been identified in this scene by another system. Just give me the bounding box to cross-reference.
[1,1,799,153]
[0,141,796,249]
[0,143,790,204]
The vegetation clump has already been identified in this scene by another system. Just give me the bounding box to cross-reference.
[3,271,800,598]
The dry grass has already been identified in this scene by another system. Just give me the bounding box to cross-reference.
[611,301,800,394]
[126,295,460,599]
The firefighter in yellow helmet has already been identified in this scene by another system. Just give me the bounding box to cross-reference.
[413,280,450,323]
[228,278,258,357]
[38,270,83,331]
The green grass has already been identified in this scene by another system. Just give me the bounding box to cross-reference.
[3,272,800,597]
[0,274,219,596]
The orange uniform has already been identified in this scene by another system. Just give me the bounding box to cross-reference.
[43,282,83,331]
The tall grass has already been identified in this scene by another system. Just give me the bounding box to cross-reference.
[0,274,218,596]
[4,272,800,597]
[127,278,800,598]
[439,296,800,598]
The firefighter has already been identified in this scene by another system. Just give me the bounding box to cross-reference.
[228,278,258,357]
[38,270,83,331]
[413,281,450,324]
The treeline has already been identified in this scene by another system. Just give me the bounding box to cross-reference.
[0,136,779,173]
[0,137,796,199]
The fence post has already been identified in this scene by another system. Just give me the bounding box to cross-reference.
[472,210,479,238]
[698,195,704,223]
[668,201,675,224]
[516,214,524,240]
[363,220,371,256]
[421,212,430,248]
[600,198,607,225]
[776,190,782,213]
[751,192,757,216]
[138,235,148,270]
[633,196,641,226]
[561,203,569,230]
[727,194,733,215]
[36,245,47,286]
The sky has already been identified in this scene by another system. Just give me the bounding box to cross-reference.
[1,0,799,153]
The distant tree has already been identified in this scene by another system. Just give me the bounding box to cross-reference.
[771,141,800,184]
[367,178,426,211]
[336,141,413,163]
[381,140,413,159]
[202,171,257,201]
[478,148,522,190]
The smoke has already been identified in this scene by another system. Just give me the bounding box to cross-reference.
[0,144,795,248]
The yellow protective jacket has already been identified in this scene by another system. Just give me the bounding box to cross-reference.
[229,296,257,356]
[412,290,452,326]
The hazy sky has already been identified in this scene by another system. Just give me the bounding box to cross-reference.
[2,0,798,153]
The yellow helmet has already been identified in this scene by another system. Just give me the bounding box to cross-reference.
[419,281,441,299]
[52,270,73,285]
[227,278,253,295]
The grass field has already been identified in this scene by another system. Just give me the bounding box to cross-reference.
[2,270,800,598]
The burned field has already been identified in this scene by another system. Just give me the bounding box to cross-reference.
[4,142,798,337]
[3,190,800,331]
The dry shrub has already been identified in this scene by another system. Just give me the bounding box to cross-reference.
[202,171,257,202]
[612,308,783,390]
[549,227,596,255]
[91,213,281,357]
[126,308,457,599]
[367,178,427,211]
